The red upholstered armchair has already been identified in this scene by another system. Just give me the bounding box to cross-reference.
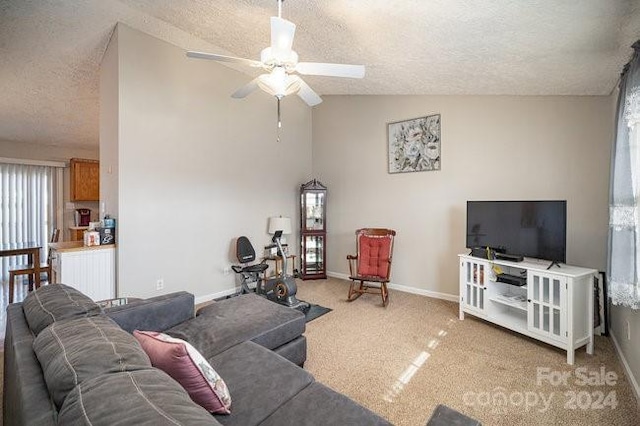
[346,228,396,307]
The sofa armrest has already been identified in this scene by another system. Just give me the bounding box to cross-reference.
[105,292,195,333]
[4,304,57,426]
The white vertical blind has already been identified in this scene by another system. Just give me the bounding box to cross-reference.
[0,162,60,283]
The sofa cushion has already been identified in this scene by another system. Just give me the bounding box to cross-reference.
[23,283,102,336]
[259,382,392,426]
[357,234,392,278]
[106,291,195,333]
[4,304,57,426]
[210,341,313,426]
[33,315,151,409]
[133,330,232,414]
[168,294,305,359]
[272,335,307,367]
[57,370,221,426]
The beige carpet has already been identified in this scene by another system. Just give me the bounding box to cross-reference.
[296,278,639,426]
[1,280,637,426]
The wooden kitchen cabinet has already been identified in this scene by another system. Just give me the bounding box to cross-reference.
[70,158,99,201]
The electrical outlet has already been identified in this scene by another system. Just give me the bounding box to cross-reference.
[156,279,164,291]
[223,267,231,276]
[626,320,631,340]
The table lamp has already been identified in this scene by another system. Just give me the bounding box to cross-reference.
[268,216,292,244]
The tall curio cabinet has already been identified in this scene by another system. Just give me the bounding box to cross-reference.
[300,179,327,280]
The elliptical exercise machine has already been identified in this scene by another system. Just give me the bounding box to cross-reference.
[231,232,308,311]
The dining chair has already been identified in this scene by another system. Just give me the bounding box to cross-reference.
[8,228,60,303]
[346,228,396,307]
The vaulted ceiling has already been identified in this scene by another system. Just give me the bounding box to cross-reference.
[1,0,639,148]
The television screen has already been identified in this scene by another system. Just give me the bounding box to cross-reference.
[466,200,567,262]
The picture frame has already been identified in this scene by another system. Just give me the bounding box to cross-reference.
[594,271,609,336]
[387,114,441,173]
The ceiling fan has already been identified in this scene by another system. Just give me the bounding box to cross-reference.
[186,0,365,137]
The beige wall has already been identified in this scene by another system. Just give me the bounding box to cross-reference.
[0,139,99,240]
[101,25,312,300]
[610,305,640,399]
[312,95,613,298]
[100,28,119,223]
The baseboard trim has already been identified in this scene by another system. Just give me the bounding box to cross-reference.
[610,331,640,406]
[194,287,240,305]
[326,271,458,302]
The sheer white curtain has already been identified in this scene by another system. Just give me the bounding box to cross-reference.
[0,162,61,283]
[608,41,640,309]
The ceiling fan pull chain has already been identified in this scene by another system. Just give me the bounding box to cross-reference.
[277,97,282,142]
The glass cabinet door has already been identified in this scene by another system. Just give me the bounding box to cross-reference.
[302,234,325,277]
[527,271,566,341]
[461,260,486,314]
[303,191,325,231]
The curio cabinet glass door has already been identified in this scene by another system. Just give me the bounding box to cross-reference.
[300,179,327,279]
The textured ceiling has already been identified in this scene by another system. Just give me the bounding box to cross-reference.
[1,0,639,148]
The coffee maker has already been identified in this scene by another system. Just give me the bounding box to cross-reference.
[74,209,91,226]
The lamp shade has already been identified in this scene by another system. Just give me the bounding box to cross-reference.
[268,216,292,234]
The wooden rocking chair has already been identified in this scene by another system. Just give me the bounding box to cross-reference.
[346,228,396,307]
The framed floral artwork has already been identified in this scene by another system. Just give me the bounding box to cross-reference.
[387,114,441,173]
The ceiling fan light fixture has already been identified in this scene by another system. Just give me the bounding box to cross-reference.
[257,68,301,98]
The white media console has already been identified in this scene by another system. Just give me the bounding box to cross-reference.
[458,254,597,364]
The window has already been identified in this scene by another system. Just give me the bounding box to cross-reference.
[0,161,62,283]
[609,42,640,309]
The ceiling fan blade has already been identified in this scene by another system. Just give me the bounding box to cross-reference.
[271,17,296,58]
[231,78,260,99]
[186,51,263,68]
[296,79,322,107]
[296,62,365,79]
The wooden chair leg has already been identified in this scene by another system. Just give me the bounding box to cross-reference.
[347,280,363,301]
[28,273,34,291]
[37,266,51,289]
[9,272,15,304]
[381,282,389,307]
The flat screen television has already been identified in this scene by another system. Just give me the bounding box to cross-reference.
[466,200,567,262]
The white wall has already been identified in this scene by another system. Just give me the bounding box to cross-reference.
[101,24,312,300]
[100,28,119,224]
[312,95,613,298]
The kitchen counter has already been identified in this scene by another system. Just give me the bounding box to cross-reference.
[49,241,116,253]
[49,241,116,300]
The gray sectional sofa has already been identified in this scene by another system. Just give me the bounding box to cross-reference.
[4,284,391,425]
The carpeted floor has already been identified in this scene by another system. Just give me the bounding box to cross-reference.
[296,278,639,426]
[1,279,637,426]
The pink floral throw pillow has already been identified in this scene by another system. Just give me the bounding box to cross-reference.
[133,330,232,414]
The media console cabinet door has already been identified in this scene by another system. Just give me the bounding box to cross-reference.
[527,271,567,341]
[460,259,487,316]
